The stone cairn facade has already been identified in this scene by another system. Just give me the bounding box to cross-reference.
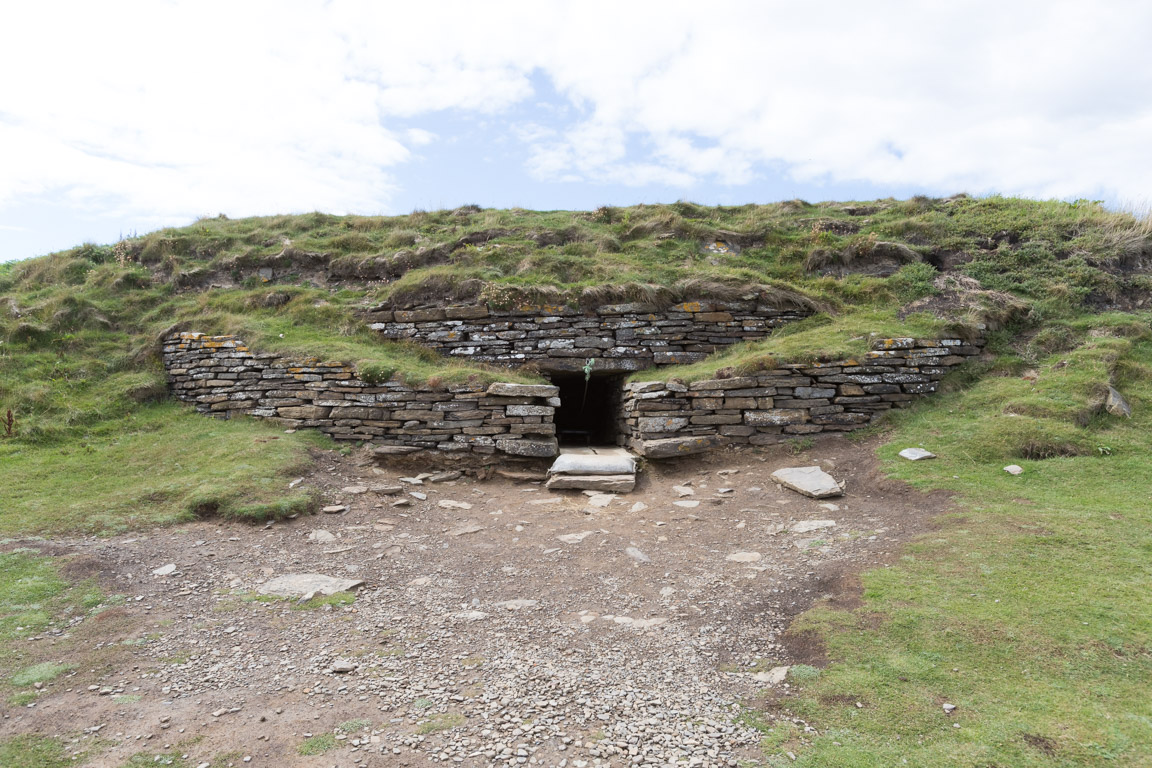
[619,337,983,457]
[367,300,812,373]
[161,333,561,458]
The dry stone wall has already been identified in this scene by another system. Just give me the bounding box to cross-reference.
[161,333,561,457]
[621,337,983,458]
[367,300,811,373]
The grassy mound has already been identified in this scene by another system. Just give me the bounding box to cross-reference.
[1,195,1149,534]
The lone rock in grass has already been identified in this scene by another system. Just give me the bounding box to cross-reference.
[1106,386,1132,418]
[898,447,936,461]
[770,466,843,498]
[1004,465,1024,475]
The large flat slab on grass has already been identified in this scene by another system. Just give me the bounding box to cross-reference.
[259,574,364,598]
[770,466,843,498]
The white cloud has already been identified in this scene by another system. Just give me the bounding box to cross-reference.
[2,0,1151,255]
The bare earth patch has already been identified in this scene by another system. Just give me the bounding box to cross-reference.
[0,436,953,766]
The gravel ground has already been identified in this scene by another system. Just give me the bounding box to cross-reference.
[1,437,952,767]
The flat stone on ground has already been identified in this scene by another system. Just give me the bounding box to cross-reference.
[770,466,843,498]
[259,574,364,598]
[625,547,651,563]
[321,505,348,514]
[546,474,636,492]
[752,666,790,685]
[557,531,595,544]
[640,435,722,459]
[898,448,936,461]
[549,451,636,476]
[725,552,762,563]
[790,519,836,533]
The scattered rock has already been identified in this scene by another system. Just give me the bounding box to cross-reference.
[557,531,595,544]
[456,610,489,621]
[341,485,368,495]
[1004,465,1024,476]
[494,468,549,481]
[151,563,177,577]
[625,547,651,563]
[428,470,463,483]
[898,448,936,461]
[546,474,636,492]
[752,666,790,685]
[494,599,539,610]
[587,494,616,508]
[307,530,337,543]
[448,523,485,537]
[288,478,304,489]
[369,484,403,495]
[259,574,364,598]
[322,505,348,514]
[330,659,356,673]
[943,703,957,714]
[438,500,473,510]
[770,466,843,498]
[673,500,700,508]
[790,520,836,533]
[725,552,762,563]
[673,485,695,497]
[630,502,648,513]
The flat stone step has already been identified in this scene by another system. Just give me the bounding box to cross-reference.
[549,450,637,476]
[545,474,637,492]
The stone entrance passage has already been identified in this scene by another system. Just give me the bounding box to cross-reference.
[550,373,625,446]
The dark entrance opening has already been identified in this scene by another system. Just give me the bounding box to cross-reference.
[551,373,623,446]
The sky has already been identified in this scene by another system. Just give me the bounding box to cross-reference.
[2,0,1151,262]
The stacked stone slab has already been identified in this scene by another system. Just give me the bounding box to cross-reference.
[619,337,983,457]
[161,333,560,457]
[367,300,811,373]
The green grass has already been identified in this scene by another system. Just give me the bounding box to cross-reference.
[0,735,75,768]
[337,718,372,732]
[0,404,325,535]
[0,550,102,690]
[10,661,73,686]
[297,733,337,755]
[416,713,467,734]
[770,321,1152,767]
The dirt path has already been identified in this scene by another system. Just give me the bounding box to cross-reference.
[2,437,952,767]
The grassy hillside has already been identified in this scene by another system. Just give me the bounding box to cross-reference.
[3,196,1152,765]
[2,196,1148,511]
